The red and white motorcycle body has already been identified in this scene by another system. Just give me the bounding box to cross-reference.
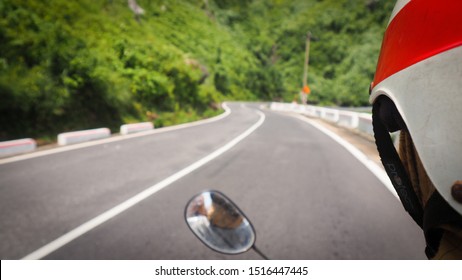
[370,0,462,214]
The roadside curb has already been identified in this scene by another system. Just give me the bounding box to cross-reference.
[0,103,231,161]
[120,122,154,135]
[0,138,37,158]
[270,102,400,146]
[58,128,111,146]
[270,102,373,135]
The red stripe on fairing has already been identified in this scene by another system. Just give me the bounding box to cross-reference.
[372,0,462,88]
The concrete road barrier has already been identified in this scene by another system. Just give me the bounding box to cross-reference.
[58,128,111,146]
[323,108,340,123]
[270,102,374,137]
[337,111,359,129]
[120,122,154,135]
[0,138,37,157]
[357,114,373,135]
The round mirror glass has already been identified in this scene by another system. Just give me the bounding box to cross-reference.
[185,191,256,255]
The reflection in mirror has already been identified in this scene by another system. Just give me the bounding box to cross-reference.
[185,191,256,255]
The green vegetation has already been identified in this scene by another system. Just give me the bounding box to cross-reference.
[0,0,394,141]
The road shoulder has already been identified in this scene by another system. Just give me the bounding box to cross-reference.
[307,116,382,167]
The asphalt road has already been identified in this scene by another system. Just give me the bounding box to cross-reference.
[0,102,426,259]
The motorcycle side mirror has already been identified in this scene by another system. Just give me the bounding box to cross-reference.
[185,190,267,258]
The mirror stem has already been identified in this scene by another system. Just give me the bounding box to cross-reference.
[252,245,269,260]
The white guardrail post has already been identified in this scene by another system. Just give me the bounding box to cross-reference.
[337,111,359,129]
[270,102,373,136]
[357,113,373,135]
[0,138,37,157]
[58,128,111,146]
[120,122,154,135]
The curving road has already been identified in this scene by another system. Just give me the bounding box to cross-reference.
[0,102,426,259]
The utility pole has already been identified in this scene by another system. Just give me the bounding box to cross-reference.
[303,31,312,87]
[300,31,312,104]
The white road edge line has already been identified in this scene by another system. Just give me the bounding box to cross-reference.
[291,114,398,200]
[0,103,232,165]
[21,109,266,260]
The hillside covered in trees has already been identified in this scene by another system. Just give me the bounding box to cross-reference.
[0,0,394,141]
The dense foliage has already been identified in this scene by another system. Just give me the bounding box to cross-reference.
[0,0,394,141]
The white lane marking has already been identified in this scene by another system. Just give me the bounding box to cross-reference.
[21,109,266,260]
[0,103,232,165]
[291,114,398,200]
